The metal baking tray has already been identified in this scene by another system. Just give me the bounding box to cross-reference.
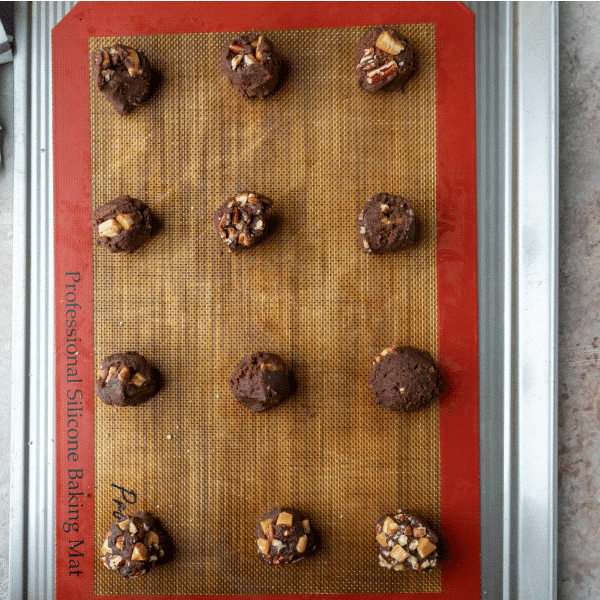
[10,2,557,598]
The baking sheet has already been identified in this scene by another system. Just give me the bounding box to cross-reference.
[8,2,558,600]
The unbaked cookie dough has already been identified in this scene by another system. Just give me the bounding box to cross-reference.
[357,193,416,254]
[369,346,444,413]
[101,511,167,578]
[93,195,152,254]
[255,507,316,565]
[96,352,158,407]
[221,32,282,99]
[214,192,273,252]
[92,44,152,114]
[376,511,439,572]
[228,352,291,413]
[355,27,416,93]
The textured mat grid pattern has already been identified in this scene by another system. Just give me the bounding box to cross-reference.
[91,24,439,595]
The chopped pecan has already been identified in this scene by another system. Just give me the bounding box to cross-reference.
[366,60,398,85]
[375,31,405,55]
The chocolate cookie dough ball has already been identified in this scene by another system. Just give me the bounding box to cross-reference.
[256,507,316,565]
[221,32,282,99]
[92,43,152,114]
[96,352,157,407]
[369,346,444,413]
[357,193,416,254]
[100,511,167,578]
[355,27,416,93]
[93,195,152,254]
[228,352,291,413]
[376,511,439,572]
[214,192,272,252]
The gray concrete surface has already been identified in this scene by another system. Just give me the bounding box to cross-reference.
[558,2,600,599]
[0,2,13,598]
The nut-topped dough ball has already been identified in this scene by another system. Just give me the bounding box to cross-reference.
[214,192,273,252]
[369,346,444,413]
[228,352,292,413]
[96,352,158,407]
[355,27,416,93]
[256,507,316,565]
[357,193,416,254]
[354,27,417,93]
[92,43,152,114]
[93,195,152,254]
[376,511,439,572]
[221,32,282,99]
[100,511,167,578]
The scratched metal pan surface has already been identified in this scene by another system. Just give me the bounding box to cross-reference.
[9,2,556,599]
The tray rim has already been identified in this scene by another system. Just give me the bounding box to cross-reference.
[9,2,557,599]
[464,2,558,598]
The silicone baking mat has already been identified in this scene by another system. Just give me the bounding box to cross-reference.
[54,3,478,599]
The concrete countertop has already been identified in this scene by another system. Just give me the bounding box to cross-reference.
[0,2,593,598]
[0,1,13,597]
[558,2,600,598]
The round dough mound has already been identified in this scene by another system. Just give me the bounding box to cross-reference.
[255,507,316,565]
[93,195,152,254]
[92,44,152,114]
[221,32,282,99]
[369,346,444,412]
[101,511,167,578]
[95,351,157,407]
[228,352,291,413]
[214,191,273,252]
[376,510,439,572]
[354,27,416,93]
[357,193,416,254]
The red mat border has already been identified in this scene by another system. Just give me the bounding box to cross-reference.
[53,2,478,599]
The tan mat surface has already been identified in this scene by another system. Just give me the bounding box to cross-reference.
[91,23,438,595]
